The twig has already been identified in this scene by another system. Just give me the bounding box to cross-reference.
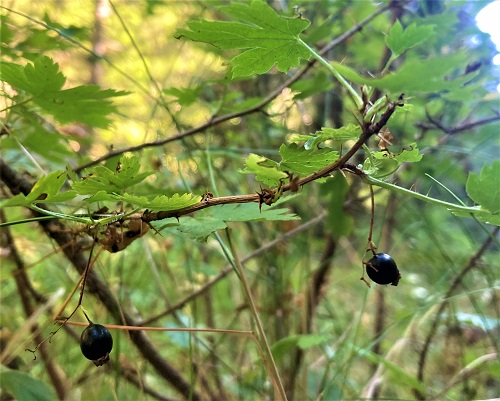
[140,96,404,224]
[416,114,500,135]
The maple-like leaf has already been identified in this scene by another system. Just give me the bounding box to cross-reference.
[239,153,288,187]
[175,0,311,77]
[72,156,154,196]
[279,144,339,175]
[466,161,500,214]
[386,21,435,58]
[0,56,128,127]
[0,171,76,208]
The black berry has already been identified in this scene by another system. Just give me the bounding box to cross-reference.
[80,323,113,366]
[365,253,401,286]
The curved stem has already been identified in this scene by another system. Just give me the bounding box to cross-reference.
[298,38,363,110]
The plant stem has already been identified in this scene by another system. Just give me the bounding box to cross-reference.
[364,175,481,213]
[226,230,288,401]
[299,38,363,109]
[29,205,94,224]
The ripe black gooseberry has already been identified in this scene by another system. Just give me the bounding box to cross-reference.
[365,253,401,286]
[80,323,113,366]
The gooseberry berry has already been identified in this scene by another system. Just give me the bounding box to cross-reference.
[365,253,401,286]
[80,323,113,366]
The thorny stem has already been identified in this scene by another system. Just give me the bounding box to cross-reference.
[364,175,483,214]
[141,95,405,223]
[0,95,405,226]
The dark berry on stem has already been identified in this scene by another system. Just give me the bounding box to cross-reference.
[80,323,113,366]
[366,253,401,286]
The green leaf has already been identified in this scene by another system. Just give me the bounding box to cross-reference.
[386,21,435,58]
[176,217,228,242]
[211,202,300,223]
[240,153,288,187]
[389,143,423,163]
[0,112,74,163]
[279,144,339,175]
[0,366,57,401]
[0,171,76,208]
[363,144,423,178]
[175,0,311,78]
[0,56,128,127]
[72,156,154,196]
[0,56,65,95]
[34,85,128,127]
[79,190,116,203]
[363,156,399,178]
[451,208,500,226]
[466,161,500,213]
[0,16,14,46]
[173,201,300,242]
[119,193,202,211]
[270,335,300,362]
[332,51,476,94]
[290,124,361,149]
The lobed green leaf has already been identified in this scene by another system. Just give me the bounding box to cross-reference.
[0,56,128,127]
[0,56,65,95]
[208,202,300,223]
[466,161,500,214]
[240,153,288,187]
[363,143,423,178]
[290,124,361,149]
[72,156,154,196]
[176,217,228,242]
[332,51,477,94]
[279,144,339,175]
[386,21,435,58]
[175,0,311,78]
[0,171,76,208]
[162,86,203,107]
[452,208,500,226]
[162,201,300,242]
[119,193,202,211]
